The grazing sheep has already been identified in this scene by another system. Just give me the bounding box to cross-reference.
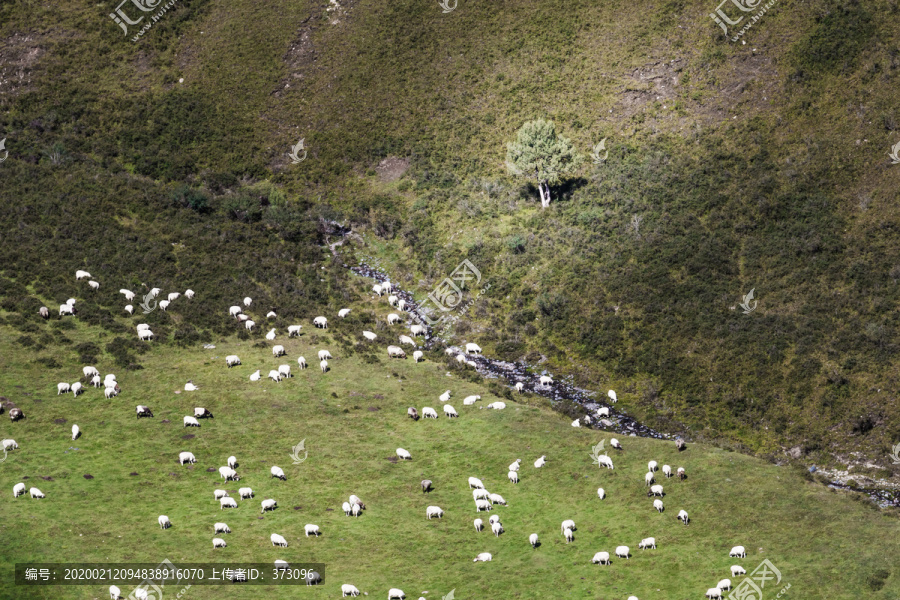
[717,579,732,591]
[268,369,282,382]
[475,499,493,512]
[474,518,484,532]
[648,484,664,497]
[90,374,101,387]
[71,382,83,397]
[608,389,617,403]
[381,281,393,293]
[219,497,238,509]
[292,357,305,371]
[468,477,485,489]
[456,354,466,363]
[705,588,722,600]
[88,280,100,289]
[167,292,180,302]
[14,483,26,498]
[138,329,154,341]
[407,407,419,421]
[57,382,70,395]
[278,364,292,379]
[245,320,255,331]
[489,493,507,506]
[229,306,242,318]
[219,466,239,481]
[489,515,502,526]
[473,553,492,563]
[388,295,399,307]
[10,408,24,421]
[183,416,200,427]
[239,487,253,499]
[410,324,424,336]
[399,335,416,347]
[83,366,100,378]
[422,407,438,419]
[731,566,746,577]
[158,515,171,529]
[213,538,227,548]
[338,309,351,318]
[124,305,133,314]
[274,560,289,570]
[184,289,194,299]
[466,360,477,367]
[195,407,213,419]
[615,546,630,559]
[677,509,689,525]
[676,437,686,451]
[592,551,610,565]
[266,328,277,341]
[539,375,553,386]
[349,494,364,507]
[313,316,328,329]
[39,306,50,319]
[515,382,524,392]
[266,311,277,319]
[418,479,432,493]
[272,345,286,357]
[288,325,303,337]
[465,342,482,355]
[250,370,261,381]
[243,297,252,307]
[648,460,658,472]
[342,501,352,515]
[387,345,406,358]
[443,405,458,418]
[412,350,424,363]
[534,455,547,468]
[318,349,333,361]
[214,522,230,534]
[363,331,378,341]
[597,407,610,417]
[304,524,321,537]
[136,324,150,332]
[319,359,329,373]
[71,424,80,440]
[653,499,664,513]
[184,381,198,391]
[491,521,504,537]
[473,488,490,500]
[398,299,407,310]
[463,395,481,406]
[639,537,656,550]
[564,527,574,543]
[396,448,411,460]
[609,439,622,452]
[158,300,170,311]
[306,572,323,587]
[342,583,360,596]
[645,472,655,486]
[271,533,288,547]
[426,506,444,519]
[104,386,120,399]
[239,314,250,321]
[597,488,606,500]
[438,390,452,403]
[271,466,286,480]
[179,452,196,465]
[729,546,746,558]
[76,269,91,280]
[487,401,506,410]
[662,465,672,478]
[261,499,277,512]
[109,584,120,599]
[508,471,519,484]
[572,419,581,428]
[677,467,686,480]
[526,533,539,548]
[30,487,45,498]
[2,439,18,450]
[372,284,383,296]
[225,355,242,369]
[351,503,362,517]
[388,588,405,599]
[387,313,401,325]
[66,298,76,307]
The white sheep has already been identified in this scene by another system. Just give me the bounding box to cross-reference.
[572,419,581,428]
[473,488,490,500]
[599,455,615,469]
[278,364,292,378]
[271,466,286,480]
[464,395,482,406]
[508,471,519,484]
[489,493,506,506]
[729,546,746,558]
[639,537,656,549]
[30,487,45,498]
[83,366,99,377]
[411,350,424,363]
[561,519,576,534]
[717,579,732,591]
[71,382,83,397]
[219,497,238,509]
[468,477,485,489]
[350,494,362,507]
[179,452,196,465]
[381,281,393,293]
[474,518,484,532]
[515,382,524,392]
[443,405,458,418]
[313,316,328,328]
[338,309,351,318]
[109,584,120,599]
[426,506,444,519]
[183,416,200,427]
[239,487,253,499]
[261,499,277,512]
[388,313,401,325]
[649,484,664,497]
[341,584,360,597]
[386,588,405,600]
[387,345,406,358]
[266,328,277,341]
[487,401,506,410]
[645,472,655,486]
[13,483,26,498]
[422,407,438,419]
[104,386,120,399]
[219,466,239,481]
[268,369,282,382]
[564,527,574,543]
[266,311,277,319]
[399,335,416,347]
[351,503,362,517]
[167,292,180,302]
[288,325,303,336]
[213,538,227,548]
[466,360,477,367]
[592,551,611,564]
[410,324,424,336]
[438,389,451,402]
[158,515,171,529]
[607,389,617,402]
[185,289,194,299]
[225,355,241,367]
[66,298,76,306]
[615,545,629,559]
[295,356,307,370]
[196,408,213,420]
[539,375,553,385]
[158,300,170,311]
[271,533,288,547]
[214,522,230,534]
[597,407,610,417]
[57,382,70,395]
[245,319,255,331]
[184,381,199,391]
[597,487,606,499]
[534,455,547,468]
[662,464,672,478]
[491,521,504,537]
[363,331,378,341]
[124,305,133,314]
[475,499,493,512]
[136,324,150,332]
[388,295,399,307]
[397,299,407,311]
[472,553,492,563]
[238,313,249,322]
[88,280,100,289]
[705,588,722,600]
[91,375,101,387]
[456,354,466,363]
[75,269,91,280]
[274,560,289,570]
[372,284,383,296]
[490,515,502,525]
[731,566,746,577]
[250,370,261,381]
[648,460,658,472]
[272,344,285,357]
[342,501,352,515]
[677,467,686,479]
[653,499,664,513]
[243,296,252,307]
[138,329,154,341]
[677,509,689,525]
[72,424,80,440]
[318,349,332,360]
[396,448,411,460]
[229,305,242,318]
[320,359,328,373]
[304,523,320,537]
[2,439,18,450]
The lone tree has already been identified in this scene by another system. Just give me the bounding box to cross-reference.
[506,119,582,208]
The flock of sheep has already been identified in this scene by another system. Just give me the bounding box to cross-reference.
[7,269,753,599]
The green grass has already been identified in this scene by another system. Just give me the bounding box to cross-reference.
[1,294,899,599]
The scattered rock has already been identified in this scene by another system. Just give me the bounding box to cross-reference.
[54,418,67,424]
[206,467,216,472]
[786,446,803,459]
[41,476,53,481]
[293,506,302,510]
[83,474,93,479]
[386,456,399,463]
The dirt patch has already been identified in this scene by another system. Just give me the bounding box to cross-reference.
[185,465,194,470]
[129,472,139,476]
[83,474,93,480]
[206,467,216,472]
[161,419,170,423]
[182,434,195,440]
[386,456,399,463]
[375,157,410,183]
[0,33,46,98]
[368,406,380,412]
[325,508,333,511]
[54,418,67,424]
[40,476,53,481]
[372,394,384,400]
[293,506,302,510]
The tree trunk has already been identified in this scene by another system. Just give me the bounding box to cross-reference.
[539,181,551,208]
